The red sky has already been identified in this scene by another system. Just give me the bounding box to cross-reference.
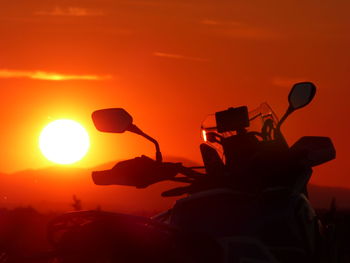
[0,0,349,187]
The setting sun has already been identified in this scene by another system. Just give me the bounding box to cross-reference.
[39,119,90,165]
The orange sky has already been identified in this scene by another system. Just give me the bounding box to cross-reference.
[0,0,349,187]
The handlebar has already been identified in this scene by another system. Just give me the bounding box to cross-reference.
[92,155,205,189]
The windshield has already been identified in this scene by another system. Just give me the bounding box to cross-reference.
[201,103,279,143]
[248,103,279,136]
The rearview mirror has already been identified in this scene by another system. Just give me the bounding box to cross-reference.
[277,82,317,133]
[92,108,163,162]
[92,108,133,133]
[288,82,316,110]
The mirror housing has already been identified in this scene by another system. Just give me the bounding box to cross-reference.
[92,108,133,133]
[288,82,316,111]
[277,82,317,132]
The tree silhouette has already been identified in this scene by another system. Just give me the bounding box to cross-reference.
[72,195,82,211]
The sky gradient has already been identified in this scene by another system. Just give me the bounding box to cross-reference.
[0,0,349,187]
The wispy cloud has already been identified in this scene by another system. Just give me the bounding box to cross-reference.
[35,7,104,17]
[200,19,241,27]
[220,28,275,39]
[200,19,276,39]
[153,52,209,62]
[123,1,191,8]
[272,77,307,88]
[0,69,112,81]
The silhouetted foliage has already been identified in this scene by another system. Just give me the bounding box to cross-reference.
[72,194,82,211]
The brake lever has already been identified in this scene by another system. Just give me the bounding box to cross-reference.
[169,177,195,183]
[178,165,206,178]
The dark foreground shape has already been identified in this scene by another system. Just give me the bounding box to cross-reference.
[44,82,338,263]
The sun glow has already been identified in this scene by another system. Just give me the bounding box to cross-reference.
[39,119,90,164]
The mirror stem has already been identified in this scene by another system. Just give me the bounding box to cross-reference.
[274,106,294,148]
[276,106,293,131]
[127,124,163,162]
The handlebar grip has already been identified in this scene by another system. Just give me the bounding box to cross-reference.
[92,156,181,188]
[92,170,125,185]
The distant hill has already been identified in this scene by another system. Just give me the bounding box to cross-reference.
[0,157,200,214]
[308,184,350,210]
[0,159,349,214]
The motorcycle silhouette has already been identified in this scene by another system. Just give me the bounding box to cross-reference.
[46,82,336,263]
